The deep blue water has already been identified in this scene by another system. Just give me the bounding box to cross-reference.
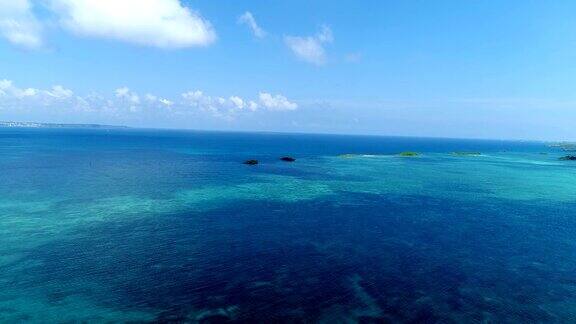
[1,128,576,322]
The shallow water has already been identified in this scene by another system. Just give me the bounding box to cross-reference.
[1,128,576,322]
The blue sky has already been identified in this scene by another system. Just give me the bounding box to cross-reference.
[1,0,575,140]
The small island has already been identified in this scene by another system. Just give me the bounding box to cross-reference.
[398,151,419,157]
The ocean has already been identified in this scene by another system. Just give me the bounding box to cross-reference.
[1,128,575,322]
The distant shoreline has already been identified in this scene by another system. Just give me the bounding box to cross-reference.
[0,121,567,143]
[0,121,129,129]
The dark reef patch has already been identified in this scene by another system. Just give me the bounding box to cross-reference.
[10,193,576,322]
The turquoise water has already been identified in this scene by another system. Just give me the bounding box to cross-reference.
[1,128,576,322]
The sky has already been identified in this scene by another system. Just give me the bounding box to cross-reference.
[1,0,576,140]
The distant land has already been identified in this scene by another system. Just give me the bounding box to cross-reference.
[0,121,128,129]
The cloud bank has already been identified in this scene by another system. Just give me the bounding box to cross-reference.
[0,79,73,101]
[182,90,297,118]
[0,79,298,123]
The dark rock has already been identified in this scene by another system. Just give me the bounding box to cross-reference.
[198,314,230,324]
[280,156,296,162]
[243,159,258,165]
[559,155,576,161]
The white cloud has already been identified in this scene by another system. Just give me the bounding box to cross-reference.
[181,90,207,108]
[50,0,216,49]
[285,36,324,64]
[45,85,73,99]
[259,92,298,111]
[0,80,10,95]
[115,86,140,105]
[284,25,333,65]
[317,25,333,43]
[19,87,38,97]
[0,81,72,101]
[0,79,38,98]
[0,0,43,49]
[114,87,129,97]
[159,98,173,106]
[229,96,245,109]
[145,94,157,102]
[0,79,81,119]
[182,90,297,117]
[181,90,203,101]
[144,93,172,106]
[182,90,244,118]
[248,101,259,111]
[238,11,266,38]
